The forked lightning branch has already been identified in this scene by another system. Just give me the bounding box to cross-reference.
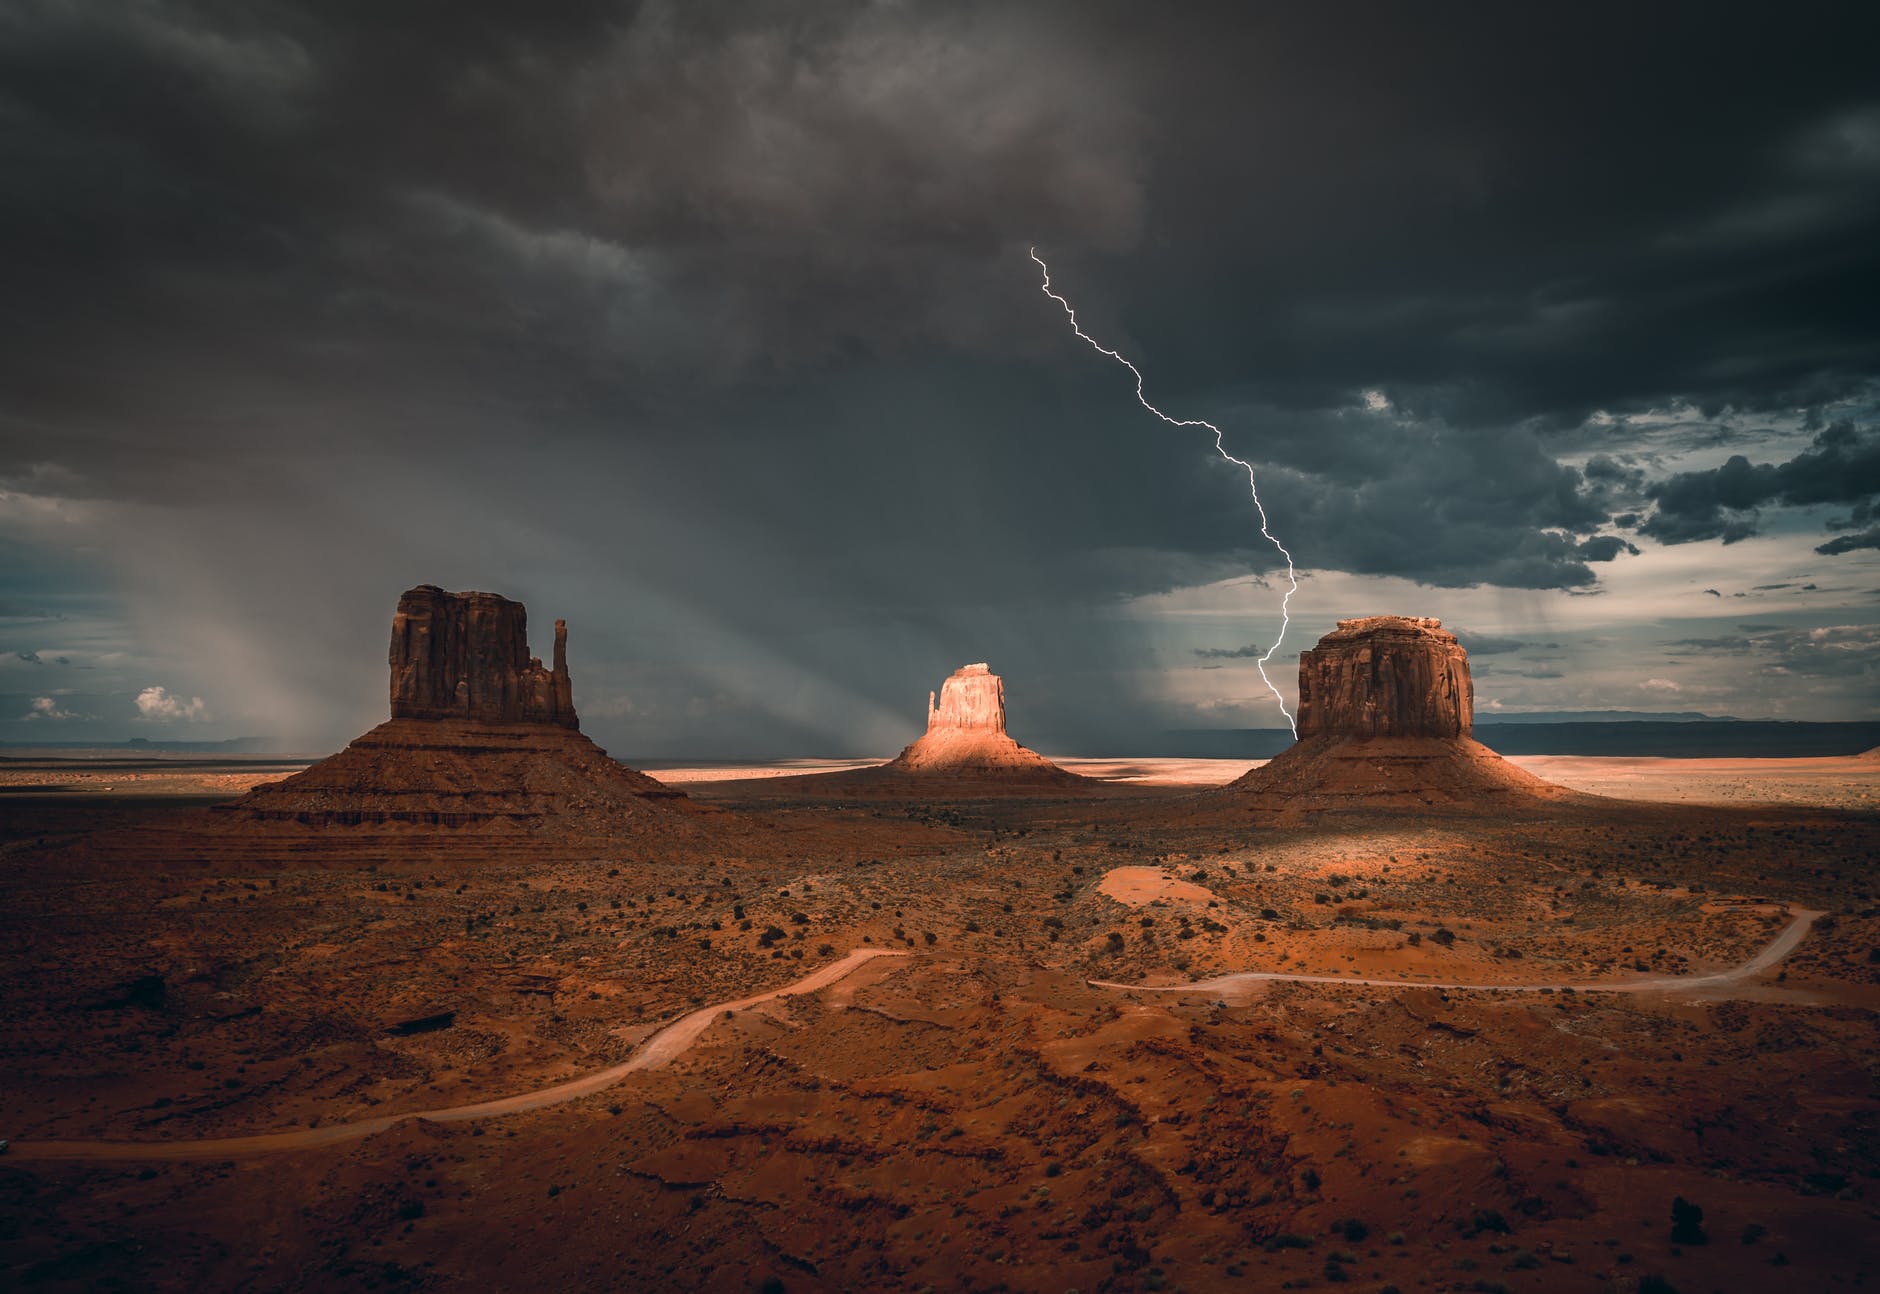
[1030,248,1300,736]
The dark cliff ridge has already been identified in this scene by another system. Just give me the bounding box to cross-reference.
[389,586,576,729]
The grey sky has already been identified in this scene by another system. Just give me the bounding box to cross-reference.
[2,1,1876,754]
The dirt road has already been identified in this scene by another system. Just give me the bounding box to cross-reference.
[5,910,1825,1164]
[1091,907,1824,996]
[9,948,909,1164]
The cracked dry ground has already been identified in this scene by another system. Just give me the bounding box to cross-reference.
[3,791,1879,1292]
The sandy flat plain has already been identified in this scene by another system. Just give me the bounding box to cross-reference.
[7,749,1875,809]
[4,744,1879,1291]
[645,752,1880,808]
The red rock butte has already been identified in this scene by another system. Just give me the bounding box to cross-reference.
[181,585,700,859]
[389,585,576,728]
[884,664,1060,775]
[1228,615,1567,813]
[1296,615,1472,740]
[881,663,1082,784]
[750,663,1091,797]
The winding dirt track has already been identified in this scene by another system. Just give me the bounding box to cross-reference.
[1091,907,1824,996]
[10,948,909,1164]
[6,910,1824,1164]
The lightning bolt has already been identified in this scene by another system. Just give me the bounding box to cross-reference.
[1030,247,1299,737]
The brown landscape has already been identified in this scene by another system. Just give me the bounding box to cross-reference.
[3,595,1878,1294]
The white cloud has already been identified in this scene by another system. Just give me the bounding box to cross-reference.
[135,685,210,722]
[1639,677,1683,693]
[21,695,79,721]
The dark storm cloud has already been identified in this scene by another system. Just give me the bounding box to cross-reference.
[1452,631,1528,657]
[1082,6,1880,433]
[1667,625,1880,680]
[1818,528,1880,556]
[1229,409,1631,589]
[1193,643,1265,660]
[1638,420,1880,546]
[573,1,1145,363]
[2,2,1878,746]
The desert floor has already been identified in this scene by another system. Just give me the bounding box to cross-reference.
[2,752,1877,1291]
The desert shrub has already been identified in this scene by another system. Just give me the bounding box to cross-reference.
[1670,1195,1706,1245]
[1467,1208,1510,1236]
[1106,932,1126,952]
[1433,927,1457,946]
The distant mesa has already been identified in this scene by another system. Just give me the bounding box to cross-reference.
[886,663,1072,779]
[1227,616,1568,813]
[208,585,693,843]
[722,662,1093,797]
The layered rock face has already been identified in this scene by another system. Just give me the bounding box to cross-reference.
[1227,615,1565,813]
[1296,616,1472,739]
[924,663,1006,737]
[389,586,576,728]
